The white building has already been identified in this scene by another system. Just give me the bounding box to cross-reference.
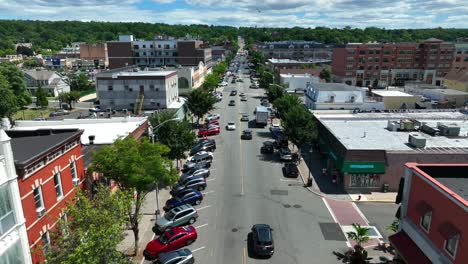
[0,127,32,264]
[305,82,383,110]
[23,70,70,97]
[96,69,179,111]
[279,73,320,92]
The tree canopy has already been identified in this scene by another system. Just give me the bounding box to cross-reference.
[282,105,318,148]
[185,89,217,124]
[0,63,31,118]
[35,86,48,108]
[70,73,94,91]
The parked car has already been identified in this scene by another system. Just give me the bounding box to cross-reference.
[270,127,283,140]
[260,141,275,154]
[241,129,253,140]
[163,190,203,211]
[180,168,210,181]
[206,114,220,121]
[182,160,211,173]
[155,249,194,264]
[251,224,274,257]
[231,79,236,83]
[144,226,197,260]
[190,141,216,155]
[187,151,213,163]
[154,205,198,233]
[230,90,237,96]
[171,176,207,194]
[241,97,247,102]
[229,100,236,106]
[206,119,220,126]
[282,162,299,178]
[226,121,236,130]
[279,148,292,161]
[49,109,70,117]
[198,127,220,137]
[240,113,249,121]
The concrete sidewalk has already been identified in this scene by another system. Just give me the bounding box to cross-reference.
[350,192,397,203]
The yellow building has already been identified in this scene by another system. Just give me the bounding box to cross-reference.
[371,90,421,109]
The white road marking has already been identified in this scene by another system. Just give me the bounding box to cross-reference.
[195,223,208,229]
[192,246,206,253]
[197,205,212,211]
[280,178,300,182]
[322,197,339,223]
[202,190,215,195]
[206,178,216,182]
[352,202,370,224]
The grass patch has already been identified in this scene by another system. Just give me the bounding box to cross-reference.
[80,88,96,97]
[13,108,54,121]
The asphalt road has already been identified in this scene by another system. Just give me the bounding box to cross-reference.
[174,62,346,263]
[356,203,399,241]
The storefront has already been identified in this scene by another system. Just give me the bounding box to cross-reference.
[341,161,386,189]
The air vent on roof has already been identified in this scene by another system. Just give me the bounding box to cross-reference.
[437,123,460,137]
[421,124,439,136]
[408,134,426,148]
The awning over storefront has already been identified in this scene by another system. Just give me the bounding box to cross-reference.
[389,231,432,264]
[341,161,386,174]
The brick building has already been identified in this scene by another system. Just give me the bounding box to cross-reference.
[7,129,85,263]
[256,40,332,61]
[332,38,455,87]
[390,163,468,264]
[79,43,108,68]
[452,42,468,70]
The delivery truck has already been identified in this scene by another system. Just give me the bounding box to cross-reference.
[255,106,269,127]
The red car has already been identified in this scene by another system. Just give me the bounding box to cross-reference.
[143,226,197,260]
[198,127,220,137]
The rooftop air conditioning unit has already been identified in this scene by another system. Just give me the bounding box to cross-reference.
[421,124,439,136]
[72,178,80,187]
[408,134,426,148]
[437,123,460,137]
[387,121,398,131]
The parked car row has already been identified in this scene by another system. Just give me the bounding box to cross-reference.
[145,137,219,263]
[198,114,221,137]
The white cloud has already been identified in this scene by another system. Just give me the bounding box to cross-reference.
[153,0,176,3]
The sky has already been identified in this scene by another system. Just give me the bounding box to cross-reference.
[0,0,467,29]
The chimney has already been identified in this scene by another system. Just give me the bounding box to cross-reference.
[88,135,95,145]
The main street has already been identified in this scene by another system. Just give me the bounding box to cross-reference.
[145,59,349,264]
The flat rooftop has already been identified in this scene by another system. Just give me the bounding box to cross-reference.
[417,165,468,202]
[371,90,414,97]
[424,88,468,95]
[10,117,147,145]
[97,70,176,79]
[316,111,468,151]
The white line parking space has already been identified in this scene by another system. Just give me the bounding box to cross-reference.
[195,223,209,229]
[197,205,212,211]
[192,246,206,253]
[202,190,215,195]
[206,178,216,182]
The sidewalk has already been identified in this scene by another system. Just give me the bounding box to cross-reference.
[117,186,172,262]
[349,192,397,203]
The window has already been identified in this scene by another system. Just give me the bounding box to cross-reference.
[108,85,113,91]
[54,172,64,199]
[2,240,25,264]
[41,232,51,254]
[420,211,432,232]
[445,234,459,257]
[70,161,78,186]
[34,187,45,217]
[359,50,366,55]
[149,84,155,91]
[0,185,16,236]
[347,50,355,55]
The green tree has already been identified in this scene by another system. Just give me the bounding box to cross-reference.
[282,105,317,150]
[265,84,285,103]
[58,91,81,109]
[35,86,48,108]
[201,74,219,92]
[185,89,217,125]
[0,63,32,108]
[149,110,196,168]
[272,93,301,119]
[22,59,39,68]
[0,78,19,119]
[89,138,178,255]
[346,223,370,247]
[320,68,332,83]
[71,73,94,91]
[46,187,132,264]
[386,219,400,232]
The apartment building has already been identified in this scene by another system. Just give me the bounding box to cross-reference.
[7,129,85,264]
[0,129,31,264]
[332,38,455,87]
[107,35,212,69]
[452,42,468,70]
[390,163,467,264]
[257,41,332,61]
[96,68,179,111]
[79,43,108,68]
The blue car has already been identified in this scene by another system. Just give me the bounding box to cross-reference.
[163,190,203,211]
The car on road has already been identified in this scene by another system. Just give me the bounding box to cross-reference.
[236,79,244,82]
[163,190,203,211]
[226,121,236,130]
[240,113,249,121]
[49,109,70,117]
[249,84,258,89]
[239,92,245,97]
[190,140,216,155]
[241,129,253,140]
[260,141,275,154]
[270,127,283,140]
[279,148,292,161]
[187,151,213,163]
[241,96,247,101]
[205,119,220,126]
[230,90,238,96]
[156,249,194,264]
[154,205,198,233]
[181,160,211,173]
[144,226,197,260]
[251,224,274,257]
[219,82,228,87]
[171,175,207,193]
[282,162,299,178]
[198,127,220,137]
[229,100,236,106]
[231,79,236,83]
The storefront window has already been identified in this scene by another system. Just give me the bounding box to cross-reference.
[350,174,381,187]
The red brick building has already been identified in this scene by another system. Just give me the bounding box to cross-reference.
[332,38,455,87]
[7,129,85,263]
[390,163,468,264]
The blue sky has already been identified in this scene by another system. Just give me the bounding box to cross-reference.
[0,0,467,28]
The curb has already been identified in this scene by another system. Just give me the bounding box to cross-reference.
[353,200,396,204]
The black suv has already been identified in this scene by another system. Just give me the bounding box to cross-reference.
[230,90,237,96]
[171,175,207,194]
[251,224,274,257]
[260,142,275,154]
[282,162,299,178]
[190,140,216,155]
[241,129,252,140]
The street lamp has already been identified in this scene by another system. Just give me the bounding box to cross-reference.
[307,147,313,187]
[149,117,181,218]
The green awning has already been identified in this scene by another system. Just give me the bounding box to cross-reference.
[341,161,386,174]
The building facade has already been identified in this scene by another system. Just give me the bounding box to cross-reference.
[7,129,85,264]
[332,38,455,87]
[257,41,332,61]
[79,43,108,68]
[96,69,179,111]
[279,73,319,92]
[452,42,468,70]
[370,90,421,109]
[23,70,70,97]
[0,129,31,264]
[390,163,468,264]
